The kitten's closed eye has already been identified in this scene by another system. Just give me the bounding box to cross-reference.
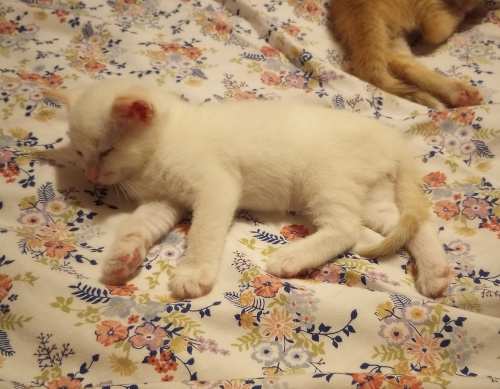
[100,148,114,158]
[75,148,114,158]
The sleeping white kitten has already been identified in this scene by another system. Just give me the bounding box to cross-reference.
[44,80,451,299]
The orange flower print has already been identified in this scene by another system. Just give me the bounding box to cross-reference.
[451,107,475,124]
[181,46,202,60]
[47,375,82,389]
[304,1,323,16]
[284,25,300,37]
[147,350,178,382]
[0,274,13,300]
[234,91,257,100]
[260,71,281,86]
[20,73,42,81]
[95,320,128,346]
[40,222,71,240]
[162,43,181,53]
[406,334,442,366]
[40,75,63,88]
[433,200,459,221]
[461,197,489,220]
[260,308,297,342]
[281,225,310,241]
[0,163,20,183]
[44,241,76,259]
[215,21,232,35]
[388,376,423,389]
[253,274,284,298]
[261,46,281,58]
[428,110,449,122]
[108,284,139,296]
[423,171,446,188]
[481,217,500,236]
[177,219,191,234]
[84,61,107,73]
[0,21,19,35]
[351,373,387,389]
[128,315,139,324]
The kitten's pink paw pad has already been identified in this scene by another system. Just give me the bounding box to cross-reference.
[102,246,145,285]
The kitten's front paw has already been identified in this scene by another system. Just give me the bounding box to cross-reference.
[101,234,147,285]
[266,249,306,278]
[416,266,451,299]
[168,263,216,300]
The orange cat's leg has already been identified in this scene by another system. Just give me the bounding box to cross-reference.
[388,38,482,108]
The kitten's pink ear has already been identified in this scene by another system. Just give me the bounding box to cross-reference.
[112,95,155,125]
[42,89,71,105]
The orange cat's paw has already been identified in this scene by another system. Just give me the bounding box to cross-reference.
[450,83,483,107]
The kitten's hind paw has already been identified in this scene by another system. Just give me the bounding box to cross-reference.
[266,250,307,278]
[416,266,451,299]
[168,264,216,300]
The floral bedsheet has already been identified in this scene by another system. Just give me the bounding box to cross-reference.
[1,0,499,388]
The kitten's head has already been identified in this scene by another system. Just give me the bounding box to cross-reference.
[44,80,159,186]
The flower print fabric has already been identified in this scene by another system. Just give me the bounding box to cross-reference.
[0,0,500,388]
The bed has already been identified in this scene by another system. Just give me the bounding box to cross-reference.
[1,0,499,387]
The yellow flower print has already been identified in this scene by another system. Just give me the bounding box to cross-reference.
[239,291,256,307]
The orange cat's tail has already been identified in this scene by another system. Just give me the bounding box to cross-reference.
[356,156,430,259]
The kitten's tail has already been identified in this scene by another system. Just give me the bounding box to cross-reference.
[356,156,429,259]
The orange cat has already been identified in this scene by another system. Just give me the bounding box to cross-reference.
[328,0,487,109]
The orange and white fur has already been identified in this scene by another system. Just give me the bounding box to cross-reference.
[329,0,487,109]
[44,80,450,299]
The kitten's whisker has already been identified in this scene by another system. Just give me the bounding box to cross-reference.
[118,179,141,203]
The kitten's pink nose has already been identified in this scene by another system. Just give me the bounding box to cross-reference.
[86,169,100,183]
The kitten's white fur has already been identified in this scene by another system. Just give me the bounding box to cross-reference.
[44,80,451,299]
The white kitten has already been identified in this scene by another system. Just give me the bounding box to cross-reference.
[44,80,451,299]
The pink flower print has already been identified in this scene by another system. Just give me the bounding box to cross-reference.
[461,197,489,220]
[0,148,14,163]
[309,262,342,283]
[283,74,308,89]
[378,318,413,347]
[447,240,470,257]
[129,322,167,350]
